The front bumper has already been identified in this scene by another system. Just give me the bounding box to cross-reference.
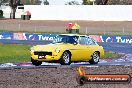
[31,52,62,61]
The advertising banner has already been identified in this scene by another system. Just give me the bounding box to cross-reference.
[24,33,61,42]
[89,35,103,42]
[101,36,132,43]
[13,33,26,40]
[0,32,132,44]
[0,32,13,40]
[90,35,132,44]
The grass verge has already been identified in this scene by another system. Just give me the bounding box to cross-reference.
[0,44,123,64]
[104,52,123,59]
[0,29,132,36]
[0,29,66,34]
[0,44,31,64]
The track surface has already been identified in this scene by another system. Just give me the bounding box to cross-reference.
[98,42,132,54]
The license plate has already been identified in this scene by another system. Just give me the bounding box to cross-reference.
[38,56,46,59]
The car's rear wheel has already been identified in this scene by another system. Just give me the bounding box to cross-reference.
[31,58,42,66]
[89,52,99,64]
[60,51,71,65]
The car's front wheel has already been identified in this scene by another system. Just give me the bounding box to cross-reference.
[60,51,71,65]
[89,52,100,64]
[31,58,42,66]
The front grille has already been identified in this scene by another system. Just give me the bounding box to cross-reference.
[34,52,52,56]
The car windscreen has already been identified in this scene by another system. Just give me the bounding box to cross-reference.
[56,35,79,44]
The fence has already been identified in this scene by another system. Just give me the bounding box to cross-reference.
[0,22,132,35]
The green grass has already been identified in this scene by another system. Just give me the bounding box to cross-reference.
[0,29,66,34]
[104,52,123,59]
[0,44,122,64]
[0,44,31,64]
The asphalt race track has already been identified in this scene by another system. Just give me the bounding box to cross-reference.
[98,42,132,54]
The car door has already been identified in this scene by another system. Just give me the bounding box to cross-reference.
[78,36,93,61]
[67,37,85,61]
[85,37,99,60]
[70,36,91,61]
[77,36,99,61]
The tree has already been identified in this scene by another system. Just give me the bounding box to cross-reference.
[0,0,3,6]
[43,0,49,5]
[65,1,80,5]
[82,0,108,5]
[0,0,9,6]
[95,0,108,5]
[82,0,132,5]
[9,0,20,19]
[107,0,131,5]
[0,0,2,6]
[82,0,93,5]
[20,0,41,5]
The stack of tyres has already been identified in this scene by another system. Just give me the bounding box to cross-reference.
[21,15,25,20]
[25,15,31,20]
[20,7,25,20]
[71,29,79,34]
[66,29,79,33]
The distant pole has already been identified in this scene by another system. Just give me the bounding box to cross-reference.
[86,27,88,34]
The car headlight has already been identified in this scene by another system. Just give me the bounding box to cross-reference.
[30,46,34,52]
[55,48,60,53]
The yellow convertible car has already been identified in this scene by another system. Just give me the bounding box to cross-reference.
[30,34,104,66]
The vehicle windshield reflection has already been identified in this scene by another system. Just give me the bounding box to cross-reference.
[56,35,79,44]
